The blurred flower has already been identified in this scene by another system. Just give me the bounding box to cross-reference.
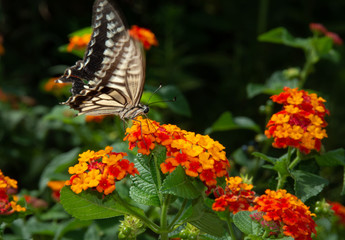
[124,117,230,187]
[0,169,26,215]
[265,87,329,154]
[67,33,91,52]
[325,32,343,46]
[24,195,48,209]
[0,35,4,56]
[44,77,70,95]
[66,146,139,195]
[129,25,158,50]
[47,180,66,201]
[212,176,255,214]
[309,23,328,35]
[309,22,343,46]
[250,189,316,240]
[329,201,345,226]
[85,115,107,123]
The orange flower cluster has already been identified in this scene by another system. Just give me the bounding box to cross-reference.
[44,77,69,94]
[66,146,139,195]
[309,23,343,45]
[329,201,345,226]
[251,189,316,240]
[0,170,26,215]
[265,87,329,154]
[124,117,230,187]
[85,115,107,123]
[67,33,92,52]
[212,176,255,214]
[129,25,158,50]
[47,180,66,201]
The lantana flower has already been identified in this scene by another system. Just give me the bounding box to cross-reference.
[124,117,230,187]
[129,25,158,49]
[67,33,92,52]
[44,77,70,94]
[47,180,66,201]
[329,201,345,226]
[212,176,255,214]
[66,146,139,195]
[0,169,26,215]
[250,189,316,240]
[309,22,343,45]
[265,87,329,154]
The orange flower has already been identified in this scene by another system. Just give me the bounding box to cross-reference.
[0,169,26,215]
[85,115,107,123]
[250,189,316,240]
[124,117,230,187]
[129,25,158,50]
[265,87,329,154]
[212,176,255,214]
[67,33,91,52]
[47,180,66,201]
[44,77,70,94]
[329,201,345,226]
[66,146,139,195]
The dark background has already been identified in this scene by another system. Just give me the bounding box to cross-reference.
[1,0,345,190]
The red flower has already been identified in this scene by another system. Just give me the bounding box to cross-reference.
[329,201,345,226]
[129,25,158,50]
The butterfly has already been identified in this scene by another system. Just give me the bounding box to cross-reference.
[56,0,149,120]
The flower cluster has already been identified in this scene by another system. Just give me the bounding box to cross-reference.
[309,23,343,45]
[67,33,92,52]
[66,146,139,195]
[47,180,66,201]
[124,117,230,187]
[44,77,70,95]
[212,176,255,214]
[0,169,26,215]
[265,87,329,154]
[129,25,158,49]
[251,189,316,240]
[329,201,345,226]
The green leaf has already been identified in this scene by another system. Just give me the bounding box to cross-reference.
[129,153,160,206]
[189,208,226,237]
[258,27,309,49]
[68,27,92,37]
[158,85,191,117]
[312,37,333,57]
[315,148,345,167]
[141,91,167,108]
[39,147,80,191]
[60,187,144,220]
[252,152,277,164]
[44,105,84,125]
[53,218,92,240]
[161,166,202,199]
[291,170,328,202]
[206,111,260,134]
[233,211,255,235]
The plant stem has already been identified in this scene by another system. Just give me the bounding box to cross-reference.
[113,192,160,233]
[276,172,287,190]
[160,195,171,240]
[168,199,188,231]
[299,51,314,88]
[153,152,163,205]
[289,150,302,170]
[225,213,237,240]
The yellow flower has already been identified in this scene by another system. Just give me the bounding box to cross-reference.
[68,162,88,174]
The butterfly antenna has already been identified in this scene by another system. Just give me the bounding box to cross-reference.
[147,83,163,104]
[147,96,176,106]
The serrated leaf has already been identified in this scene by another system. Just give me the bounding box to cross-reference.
[129,153,160,206]
[315,148,345,167]
[233,211,254,235]
[189,208,226,237]
[292,170,328,202]
[161,166,201,199]
[60,187,143,220]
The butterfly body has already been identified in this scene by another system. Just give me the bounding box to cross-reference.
[57,0,148,120]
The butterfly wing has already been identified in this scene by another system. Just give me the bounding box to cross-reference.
[57,0,145,117]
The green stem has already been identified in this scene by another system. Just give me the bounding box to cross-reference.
[153,153,163,205]
[299,51,314,88]
[225,213,237,240]
[289,150,302,170]
[257,0,269,34]
[276,172,287,190]
[160,195,171,240]
[113,192,160,233]
[168,199,188,231]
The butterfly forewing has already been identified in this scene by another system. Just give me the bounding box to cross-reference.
[57,0,147,119]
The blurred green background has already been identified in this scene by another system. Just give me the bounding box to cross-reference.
[1,0,345,192]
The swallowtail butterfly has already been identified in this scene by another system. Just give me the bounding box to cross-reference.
[57,0,149,120]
